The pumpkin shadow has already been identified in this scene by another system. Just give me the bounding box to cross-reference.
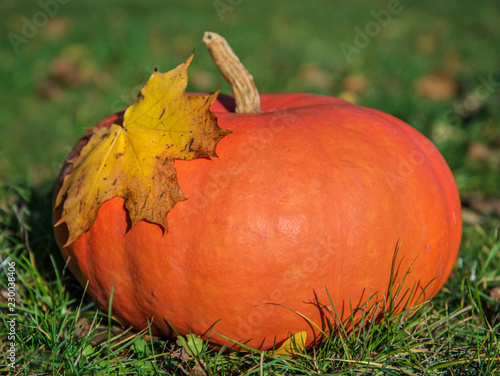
[215,94,236,112]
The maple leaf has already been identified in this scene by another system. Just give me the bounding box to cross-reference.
[54,53,231,246]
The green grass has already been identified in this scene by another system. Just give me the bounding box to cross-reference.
[1,184,499,374]
[1,0,500,374]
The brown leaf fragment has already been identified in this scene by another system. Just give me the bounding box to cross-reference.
[298,64,333,89]
[490,286,500,303]
[468,143,493,164]
[342,73,368,94]
[461,208,484,225]
[467,198,500,216]
[50,57,91,87]
[415,71,457,100]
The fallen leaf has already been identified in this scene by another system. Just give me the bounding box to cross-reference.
[341,73,367,94]
[74,317,92,339]
[0,290,8,304]
[73,316,131,347]
[38,46,94,99]
[490,286,500,303]
[50,57,91,87]
[42,17,72,39]
[338,73,368,103]
[466,198,500,217]
[54,53,231,246]
[177,360,207,376]
[338,91,358,104]
[415,72,457,100]
[298,64,333,89]
[178,348,191,362]
[468,143,493,164]
[37,79,63,99]
[176,334,204,357]
[272,331,307,357]
[461,208,484,226]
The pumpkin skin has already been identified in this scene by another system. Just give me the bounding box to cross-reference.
[54,93,462,350]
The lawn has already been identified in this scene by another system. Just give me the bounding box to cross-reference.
[1,0,500,374]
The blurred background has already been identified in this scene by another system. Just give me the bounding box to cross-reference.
[1,0,499,211]
[0,3,499,372]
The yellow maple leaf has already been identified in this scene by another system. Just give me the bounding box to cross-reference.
[272,331,307,357]
[54,53,231,246]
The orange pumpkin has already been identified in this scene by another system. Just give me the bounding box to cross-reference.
[54,92,461,350]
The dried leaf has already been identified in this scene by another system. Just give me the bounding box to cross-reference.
[415,71,457,100]
[50,57,90,87]
[461,208,484,226]
[272,331,307,357]
[0,290,9,304]
[338,91,358,104]
[338,73,368,104]
[342,73,367,94]
[467,198,500,216]
[37,79,63,99]
[490,286,500,303]
[468,143,493,164]
[54,53,231,245]
[177,360,207,376]
[298,64,333,89]
[42,17,72,39]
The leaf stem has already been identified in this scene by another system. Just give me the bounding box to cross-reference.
[203,31,261,114]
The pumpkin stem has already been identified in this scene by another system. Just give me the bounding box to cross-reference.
[203,31,261,114]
